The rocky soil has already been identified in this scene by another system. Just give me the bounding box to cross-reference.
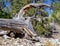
[0,36,60,46]
[0,37,45,46]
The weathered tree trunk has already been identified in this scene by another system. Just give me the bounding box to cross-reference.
[0,19,36,38]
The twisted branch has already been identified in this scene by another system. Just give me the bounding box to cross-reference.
[16,3,51,20]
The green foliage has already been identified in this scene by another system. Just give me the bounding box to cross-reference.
[31,14,52,37]
[11,0,31,15]
[24,7,36,17]
[0,9,12,19]
[51,2,60,24]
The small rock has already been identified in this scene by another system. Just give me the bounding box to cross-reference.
[3,35,10,39]
[34,42,41,46]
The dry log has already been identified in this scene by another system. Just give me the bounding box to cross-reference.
[0,19,36,38]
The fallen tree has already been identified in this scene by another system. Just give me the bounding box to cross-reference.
[0,3,51,38]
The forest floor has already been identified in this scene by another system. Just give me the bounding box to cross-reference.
[0,36,60,46]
